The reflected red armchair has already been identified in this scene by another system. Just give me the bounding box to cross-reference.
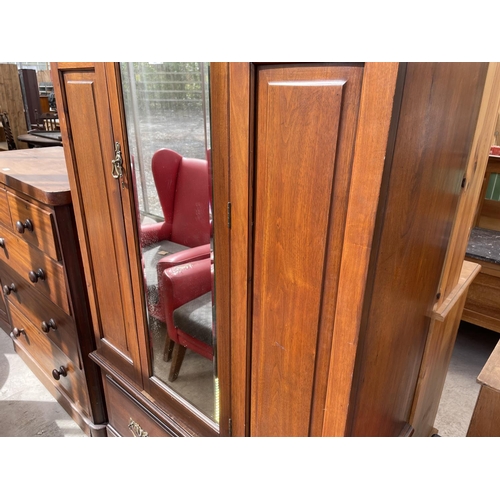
[140,148,212,322]
[141,148,211,248]
[161,258,213,381]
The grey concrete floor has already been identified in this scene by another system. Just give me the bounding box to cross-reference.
[0,328,85,437]
[0,320,498,437]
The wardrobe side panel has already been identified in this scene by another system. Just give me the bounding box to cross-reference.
[349,62,489,436]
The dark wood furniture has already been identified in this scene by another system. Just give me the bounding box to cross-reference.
[17,131,63,148]
[51,62,500,436]
[0,147,106,436]
[0,63,28,150]
[18,68,42,131]
[0,113,17,150]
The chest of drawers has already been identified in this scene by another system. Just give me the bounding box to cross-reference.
[0,148,106,436]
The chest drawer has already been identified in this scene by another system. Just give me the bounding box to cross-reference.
[7,192,60,261]
[9,301,90,412]
[0,187,11,229]
[2,264,80,367]
[103,375,174,437]
[0,232,70,314]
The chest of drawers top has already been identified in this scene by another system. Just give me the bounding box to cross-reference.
[0,148,70,206]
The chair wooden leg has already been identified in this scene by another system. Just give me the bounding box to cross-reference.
[163,338,175,362]
[169,343,187,382]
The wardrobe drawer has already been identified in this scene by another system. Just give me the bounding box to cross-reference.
[0,233,69,314]
[9,302,90,412]
[7,192,60,261]
[0,187,11,229]
[103,375,173,437]
[2,265,80,367]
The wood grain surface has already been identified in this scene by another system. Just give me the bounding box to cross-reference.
[348,63,488,436]
[250,64,363,436]
[0,148,71,205]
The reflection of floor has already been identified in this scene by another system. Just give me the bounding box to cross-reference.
[148,317,216,422]
[140,215,217,423]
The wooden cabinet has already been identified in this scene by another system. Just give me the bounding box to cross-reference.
[51,62,500,436]
[0,148,106,436]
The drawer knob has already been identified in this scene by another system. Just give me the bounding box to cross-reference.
[3,283,17,295]
[10,327,25,339]
[52,366,67,380]
[41,319,57,333]
[29,268,46,283]
[16,219,34,234]
[0,238,5,248]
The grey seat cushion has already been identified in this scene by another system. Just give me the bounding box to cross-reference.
[173,292,213,346]
[142,240,189,305]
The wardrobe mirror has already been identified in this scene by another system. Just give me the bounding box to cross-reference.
[120,62,218,424]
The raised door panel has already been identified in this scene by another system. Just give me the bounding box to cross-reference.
[54,65,142,384]
[250,64,363,436]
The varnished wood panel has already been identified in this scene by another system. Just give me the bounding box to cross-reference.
[250,65,356,436]
[7,192,60,261]
[9,301,90,413]
[0,148,71,206]
[322,63,401,436]
[1,263,81,368]
[211,62,234,436]
[64,76,128,353]
[0,232,69,314]
[410,291,468,436]
[410,261,481,436]
[467,385,500,436]
[467,339,500,436]
[54,64,142,384]
[102,375,173,437]
[0,187,11,228]
[477,338,500,388]
[436,63,500,307]
[348,63,488,436]
[462,259,500,333]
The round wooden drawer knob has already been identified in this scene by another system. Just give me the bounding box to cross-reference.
[16,219,34,234]
[52,366,67,380]
[41,319,57,333]
[29,268,46,283]
[10,327,25,339]
[3,283,16,295]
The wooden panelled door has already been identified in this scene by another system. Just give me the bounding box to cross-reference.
[52,63,144,385]
[249,64,365,436]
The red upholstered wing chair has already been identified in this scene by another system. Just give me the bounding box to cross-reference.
[141,148,211,248]
[161,258,214,381]
[140,148,212,323]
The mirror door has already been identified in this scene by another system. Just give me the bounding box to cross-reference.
[118,62,220,426]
